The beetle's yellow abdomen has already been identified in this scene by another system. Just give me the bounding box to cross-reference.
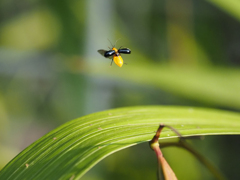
[113,55,123,67]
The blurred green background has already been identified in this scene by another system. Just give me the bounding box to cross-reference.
[0,0,240,179]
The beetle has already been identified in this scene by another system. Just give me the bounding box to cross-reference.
[98,41,131,67]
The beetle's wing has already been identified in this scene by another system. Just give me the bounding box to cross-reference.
[118,48,131,54]
[98,49,113,59]
[98,49,107,57]
[104,50,115,57]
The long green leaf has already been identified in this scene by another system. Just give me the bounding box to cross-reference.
[86,64,240,109]
[1,106,240,180]
[207,0,240,21]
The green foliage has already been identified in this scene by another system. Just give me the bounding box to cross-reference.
[87,63,240,109]
[207,0,240,21]
[0,0,240,179]
[0,106,240,180]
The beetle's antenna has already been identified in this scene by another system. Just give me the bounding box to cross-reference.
[107,39,114,48]
[107,38,121,48]
[114,38,121,47]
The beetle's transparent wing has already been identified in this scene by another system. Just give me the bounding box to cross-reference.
[98,49,113,59]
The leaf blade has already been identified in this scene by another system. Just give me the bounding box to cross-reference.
[1,106,240,180]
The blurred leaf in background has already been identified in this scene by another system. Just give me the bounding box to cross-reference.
[0,0,240,179]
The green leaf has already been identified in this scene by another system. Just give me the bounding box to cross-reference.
[1,106,240,180]
[206,0,240,21]
[87,64,240,109]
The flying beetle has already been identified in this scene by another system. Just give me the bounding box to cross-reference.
[98,40,131,67]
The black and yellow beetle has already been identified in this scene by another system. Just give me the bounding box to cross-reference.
[98,41,131,67]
